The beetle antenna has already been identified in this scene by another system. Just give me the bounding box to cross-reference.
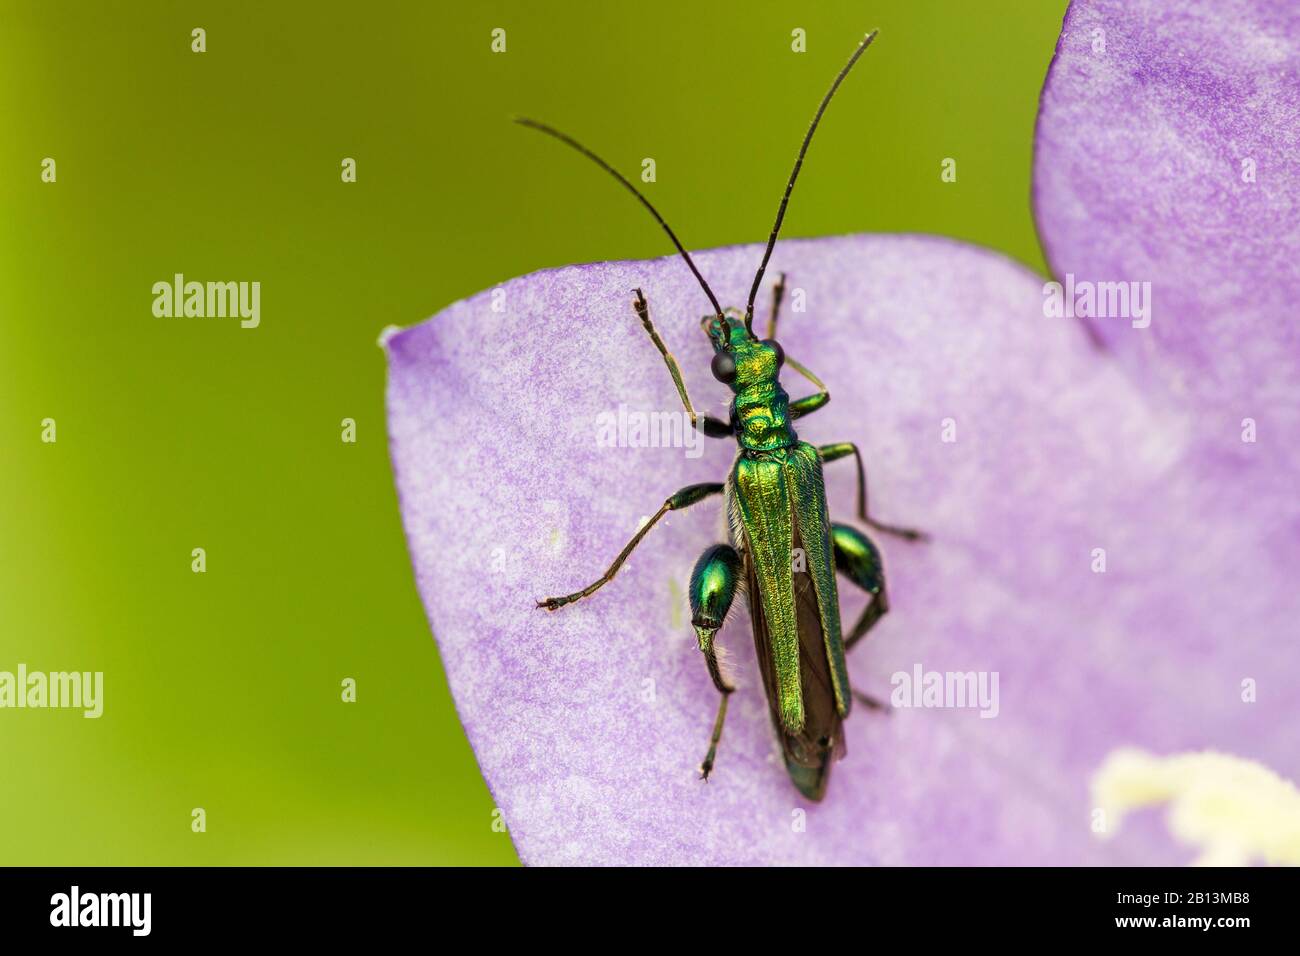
[743,30,878,338]
[515,117,725,319]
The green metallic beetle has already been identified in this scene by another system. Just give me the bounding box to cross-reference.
[523,32,924,800]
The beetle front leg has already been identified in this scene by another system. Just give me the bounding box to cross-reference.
[690,543,742,779]
[632,289,732,438]
[820,442,927,541]
[787,355,831,420]
[536,482,723,611]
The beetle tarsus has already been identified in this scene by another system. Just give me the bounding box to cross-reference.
[866,519,928,543]
[852,689,892,713]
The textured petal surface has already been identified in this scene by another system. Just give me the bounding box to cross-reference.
[385,234,1300,865]
[1034,0,1300,468]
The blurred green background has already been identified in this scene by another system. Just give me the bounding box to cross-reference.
[0,0,1066,864]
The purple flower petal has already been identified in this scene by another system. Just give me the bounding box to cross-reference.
[1034,0,1300,461]
[385,235,1300,865]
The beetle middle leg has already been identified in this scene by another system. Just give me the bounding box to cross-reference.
[760,274,837,423]
[832,522,893,712]
[820,442,928,542]
[690,543,741,779]
[536,482,723,611]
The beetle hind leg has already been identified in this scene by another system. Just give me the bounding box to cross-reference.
[535,482,723,610]
[699,694,731,781]
[689,544,742,779]
[832,523,889,650]
[831,523,893,712]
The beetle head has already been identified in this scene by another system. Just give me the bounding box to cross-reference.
[700,313,785,391]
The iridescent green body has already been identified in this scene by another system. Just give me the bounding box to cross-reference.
[538,300,919,800]
[524,31,923,799]
[711,316,851,738]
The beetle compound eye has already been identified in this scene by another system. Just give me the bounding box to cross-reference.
[763,339,785,367]
[711,351,737,383]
